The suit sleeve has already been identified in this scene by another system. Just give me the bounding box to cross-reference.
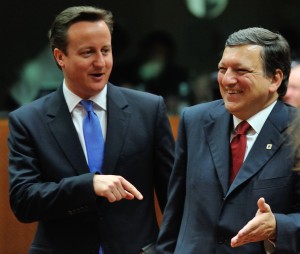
[274,171,300,252]
[156,110,187,253]
[8,111,98,223]
[153,96,175,212]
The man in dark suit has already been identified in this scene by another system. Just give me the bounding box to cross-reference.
[156,27,300,253]
[8,6,174,254]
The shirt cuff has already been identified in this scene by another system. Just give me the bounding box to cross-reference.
[264,239,276,253]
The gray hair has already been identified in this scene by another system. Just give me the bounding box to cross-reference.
[225,27,291,97]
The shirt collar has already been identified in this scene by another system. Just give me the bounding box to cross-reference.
[233,100,277,134]
[63,80,107,112]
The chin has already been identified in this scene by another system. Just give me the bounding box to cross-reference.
[91,84,106,92]
[224,102,240,114]
[224,100,235,109]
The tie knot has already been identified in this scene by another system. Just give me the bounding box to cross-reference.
[236,121,251,135]
[80,100,94,112]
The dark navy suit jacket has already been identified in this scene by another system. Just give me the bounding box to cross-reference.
[156,99,300,254]
[8,83,175,254]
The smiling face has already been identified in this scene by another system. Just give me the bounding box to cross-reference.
[53,20,113,99]
[217,45,282,119]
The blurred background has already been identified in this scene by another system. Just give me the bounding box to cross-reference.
[2,0,300,116]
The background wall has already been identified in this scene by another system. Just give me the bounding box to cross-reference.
[2,0,300,112]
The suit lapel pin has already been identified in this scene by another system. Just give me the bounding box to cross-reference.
[266,144,272,150]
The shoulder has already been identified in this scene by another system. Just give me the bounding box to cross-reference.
[9,90,58,122]
[108,83,163,107]
[176,99,226,130]
[112,83,161,100]
[182,99,224,117]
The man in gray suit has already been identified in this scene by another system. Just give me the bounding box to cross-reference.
[156,27,300,253]
[8,6,174,254]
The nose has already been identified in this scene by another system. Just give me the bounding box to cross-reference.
[93,53,105,67]
[219,69,237,86]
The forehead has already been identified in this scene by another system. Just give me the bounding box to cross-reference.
[67,20,111,39]
[220,45,263,68]
[289,66,300,84]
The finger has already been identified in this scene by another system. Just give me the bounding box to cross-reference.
[257,197,270,213]
[231,235,239,247]
[124,190,135,200]
[231,228,255,247]
[106,191,117,203]
[121,178,143,200]
[117,186,129,199]
[237,219,254,236]
[107,189,132,202]
[110,187,123,201]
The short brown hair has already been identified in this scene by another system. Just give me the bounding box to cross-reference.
[48,6,113,55]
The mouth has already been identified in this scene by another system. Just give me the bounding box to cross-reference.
[227,89,243,94]
[90,73,104,78]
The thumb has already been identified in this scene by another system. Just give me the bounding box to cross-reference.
[257,197,269,213]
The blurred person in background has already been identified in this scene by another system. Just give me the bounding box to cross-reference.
[188,71,222,105]
[110,30,189,115]
[283,61,300,108]
[288,110,300,172]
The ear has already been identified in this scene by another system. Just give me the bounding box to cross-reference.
[269,69,283,93]
[53,48,65,68]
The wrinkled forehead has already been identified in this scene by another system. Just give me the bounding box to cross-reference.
[219,45,264,68]
[223,44,262,56]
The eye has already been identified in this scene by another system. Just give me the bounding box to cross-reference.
[81,50,93,57]
[218,67,226,74]
[237,69,249,74]
[101,47,111,56]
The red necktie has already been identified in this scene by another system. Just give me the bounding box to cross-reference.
[230,121,251,184]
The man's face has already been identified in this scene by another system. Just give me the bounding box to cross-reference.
[283,66,300,108]
[217,45,281,120]
[54,20,113,99]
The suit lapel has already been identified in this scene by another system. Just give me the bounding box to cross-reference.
[46,87,89,175]
[227,100,289,196]
[204,105,232,195]
[102,84,130,174]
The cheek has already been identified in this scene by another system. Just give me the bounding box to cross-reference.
[106,57,113,69]
[107,62,113,71]
[76,60,91,70]
[65,59,88,73]
[217,73,223,86]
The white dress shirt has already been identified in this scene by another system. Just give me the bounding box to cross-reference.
[232,100,276,161]
[62,80,107,162]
